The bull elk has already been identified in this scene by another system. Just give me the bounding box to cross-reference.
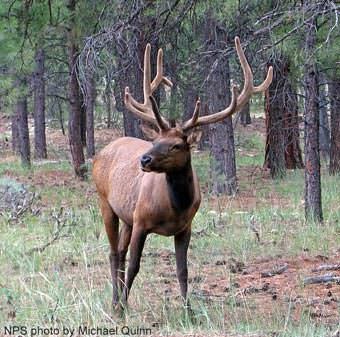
[93,37,273,311]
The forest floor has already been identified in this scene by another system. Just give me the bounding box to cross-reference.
[0,115,339,337]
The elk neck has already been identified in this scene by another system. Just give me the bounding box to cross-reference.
[165,157,195,213]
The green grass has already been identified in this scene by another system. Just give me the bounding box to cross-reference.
[235,132,265,167]
[0,159,72,176]
[0,132,339,336]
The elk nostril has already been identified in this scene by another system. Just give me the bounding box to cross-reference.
[141,155,152,167]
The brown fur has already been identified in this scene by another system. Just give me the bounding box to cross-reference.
[93,134,201,310]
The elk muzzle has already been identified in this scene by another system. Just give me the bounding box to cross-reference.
[140,155,152,171]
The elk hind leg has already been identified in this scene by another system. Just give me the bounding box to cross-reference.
[118,223,132,295]
[99,196,119,307]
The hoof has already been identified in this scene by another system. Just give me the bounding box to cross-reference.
[114,302,126,317]
[183,301,196,323]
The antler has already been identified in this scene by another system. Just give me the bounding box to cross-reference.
[182,37,273,131]
[124,43,173,130]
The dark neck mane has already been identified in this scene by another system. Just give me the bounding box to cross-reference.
[166,158,195,213]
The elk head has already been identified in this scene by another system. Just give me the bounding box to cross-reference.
[124,38,273,173]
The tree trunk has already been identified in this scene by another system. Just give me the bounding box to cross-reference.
[114,16,160,139]
[318,74,330,160]
[199,8,215,150]
[207,25,237,195]
[284,81,304,169]
[79,89,87,147]
[265,55,303,175]
[104,73,112,129]
[115,48,144,139]
[11,112,20,154]
[17,82,31,168]
[329,80,340,174]
[33,48,47,159]
[86,73,96,158]
[240,102,251,126]
[182,84,197,123]
[67,0,86,179]
[264,57,286,178]
[304,15,323,222]
[57,100,65,135]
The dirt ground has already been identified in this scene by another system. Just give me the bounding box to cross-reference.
[153,251,340,326]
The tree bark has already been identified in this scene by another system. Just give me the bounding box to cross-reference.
[57,100,65,135]
[329,80,340,174]
[104,73,112,129]
[283,81,303,169]
[264,57,286,178]
[79,89,87,147]
[182,84,197,124]
[318,74,330,160]
[264,55,303,175]
[66,0,86,179]
[240,102,251,126]
[17,81,30,167]
[199,8,215,150]
[115,45,144,139]
[86,72,96,158]
[207,25,237,195]
[304,15,323,222]
[33,48,47,159]
[114,15,160,139]
[11,112,20,154]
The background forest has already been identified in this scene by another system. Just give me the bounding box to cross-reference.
[0,1,339,336]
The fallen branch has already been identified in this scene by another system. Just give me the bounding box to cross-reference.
[27,233,69,254]
[304,274,340,285]
[26,207,79,255]
[311,264,340,272]
[261,264,288,278]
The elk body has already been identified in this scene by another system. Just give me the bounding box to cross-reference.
[93,37,273,310]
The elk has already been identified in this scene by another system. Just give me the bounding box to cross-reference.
[93,37,273,311]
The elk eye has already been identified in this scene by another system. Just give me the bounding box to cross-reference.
[171,144,181,151]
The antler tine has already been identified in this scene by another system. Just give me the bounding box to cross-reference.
[182,98,201,131]
[254,66,273,92]
[143,43,152,105]
[151,48,173,92]
[124,87,159,125]
[124,43,171,130]
[234,36,252,108]
[182,37,273,131]
[235,36,273,107]
[149,95,168,130]
[191,98,201,125]
[126,87,147,111]
[182,85,239,131]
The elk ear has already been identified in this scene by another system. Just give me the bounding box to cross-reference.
[186,129,202,147]
[141,124,159,140]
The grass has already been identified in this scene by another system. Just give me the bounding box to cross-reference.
[0,129,339,336]
[0,159,72,176]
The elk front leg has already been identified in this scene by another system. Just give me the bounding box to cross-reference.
[121,226,147,307]
[174,228,191,307]
[118,223,132,295]
[99,197,119,307]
